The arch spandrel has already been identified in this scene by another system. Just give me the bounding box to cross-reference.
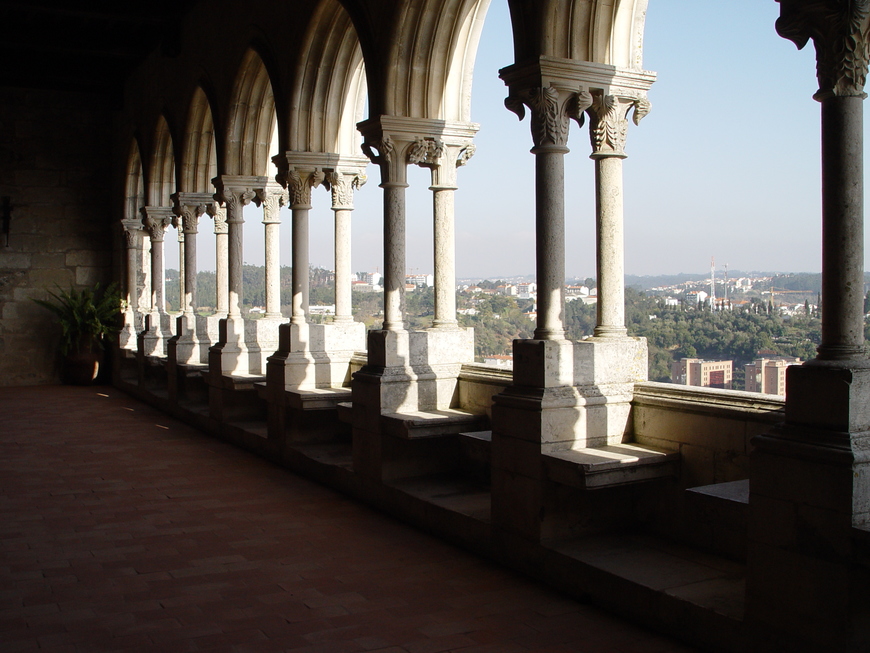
[289,0,367,155]
[181,87,219,193]
[148,115,177,207]
[225,49,278,177]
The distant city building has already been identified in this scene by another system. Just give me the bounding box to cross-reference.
[308,305,335,315]
[483,355,513,370]
[745,357,801,396]
[685,290,709,306]
[358,271,382,286]
[671,358,733,389]
[352,280,383,293]
[517,282,537,299]
[406,273,433,288]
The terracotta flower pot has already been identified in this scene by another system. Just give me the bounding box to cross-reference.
[62,339,104,385]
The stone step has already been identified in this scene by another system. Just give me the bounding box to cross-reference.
[389,473,492,523]
[381,409,486,440]
[284,386,352,411]
[337,401,353,424]
[458,430,492,483]
[543,443,679,490]
[549,533,745,648]
[684,479,749,562]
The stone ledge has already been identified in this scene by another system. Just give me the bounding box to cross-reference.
[633,381,784,420]
[283,386,352,411]
[543,443,679,490]
[381,408,486,440]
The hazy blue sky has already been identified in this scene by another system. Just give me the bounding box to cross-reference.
[171,1,832,280]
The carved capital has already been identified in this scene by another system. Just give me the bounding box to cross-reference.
[777,0,870,99]
[176,203,205,234]
[206,203,228,234]
[142,212,172,243]
[121,218,143,249]
[326,169,367,210]
[361,134,394,166]
[408,137,445,166]
[257,184,289,223]
[285,168,325,208]
[586,92,650,158]
[214,187,255,223]
[505,86,592,149]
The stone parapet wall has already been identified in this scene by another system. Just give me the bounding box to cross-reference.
[0,87,114,385]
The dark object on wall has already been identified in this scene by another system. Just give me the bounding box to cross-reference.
[1,196,11,247]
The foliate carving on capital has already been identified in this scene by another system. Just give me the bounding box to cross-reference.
[176,204,205,235]
[257,186,289,223]
[123,227,140,249]
[777,0,870,98]
[215,188,255,224]
[143,214,171,243]
[408,137,445,166]
[361,135,394,165]
[456,144,476,167]
[327,170,367,210]
[121,219,143,249]
[206,203,228,234]
[587,94,650,157]
[286,169,325,207]
[505,86,593,149]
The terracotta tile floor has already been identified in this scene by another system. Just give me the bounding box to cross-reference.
[0,385,698,652]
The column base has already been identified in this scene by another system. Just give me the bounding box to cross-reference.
[169,313,202,366]
[141,311,174,357]
[266,321,366,390]
[746,363,870,652]
[208,317,252,375]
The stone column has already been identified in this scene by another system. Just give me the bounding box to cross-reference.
[505,86,592,340]
[587,93,650,338]
[257,181,288,319]
[415,141,476,329]
[120,218,143,349]
[327,167,367,324]
[169,195,209,366]
[217,188,255,318]
[177,203,203,317]
[206,203,229,317]
[360,129,409,332]
[747,5,870,651]
[283,167,324,325]
[210,175,265,375]
[141,206,174,355]
[174,221,185,312]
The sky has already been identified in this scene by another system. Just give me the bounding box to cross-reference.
[168,0,830,280]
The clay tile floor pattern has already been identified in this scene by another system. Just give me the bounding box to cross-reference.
[0,385,697,653]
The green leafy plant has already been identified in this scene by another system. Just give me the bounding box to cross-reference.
[32,283,123,355]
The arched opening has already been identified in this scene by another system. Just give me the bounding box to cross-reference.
[124,138,150,317]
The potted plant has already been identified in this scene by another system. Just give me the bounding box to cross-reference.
[33,283,123,385]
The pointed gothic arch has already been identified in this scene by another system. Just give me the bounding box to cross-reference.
[225,48,278,177]
[289,0,367,155]
[148,114,177,206]
[181,86,219,193]
[507,0,648,68]
[125,137,146,220]
[383,0,491,120]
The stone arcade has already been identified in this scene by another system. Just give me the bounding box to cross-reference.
[1,1,868,651]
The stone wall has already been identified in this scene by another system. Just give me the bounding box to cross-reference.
[0,87,114,385]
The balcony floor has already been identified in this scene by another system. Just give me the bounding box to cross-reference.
[0,385,697,653]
